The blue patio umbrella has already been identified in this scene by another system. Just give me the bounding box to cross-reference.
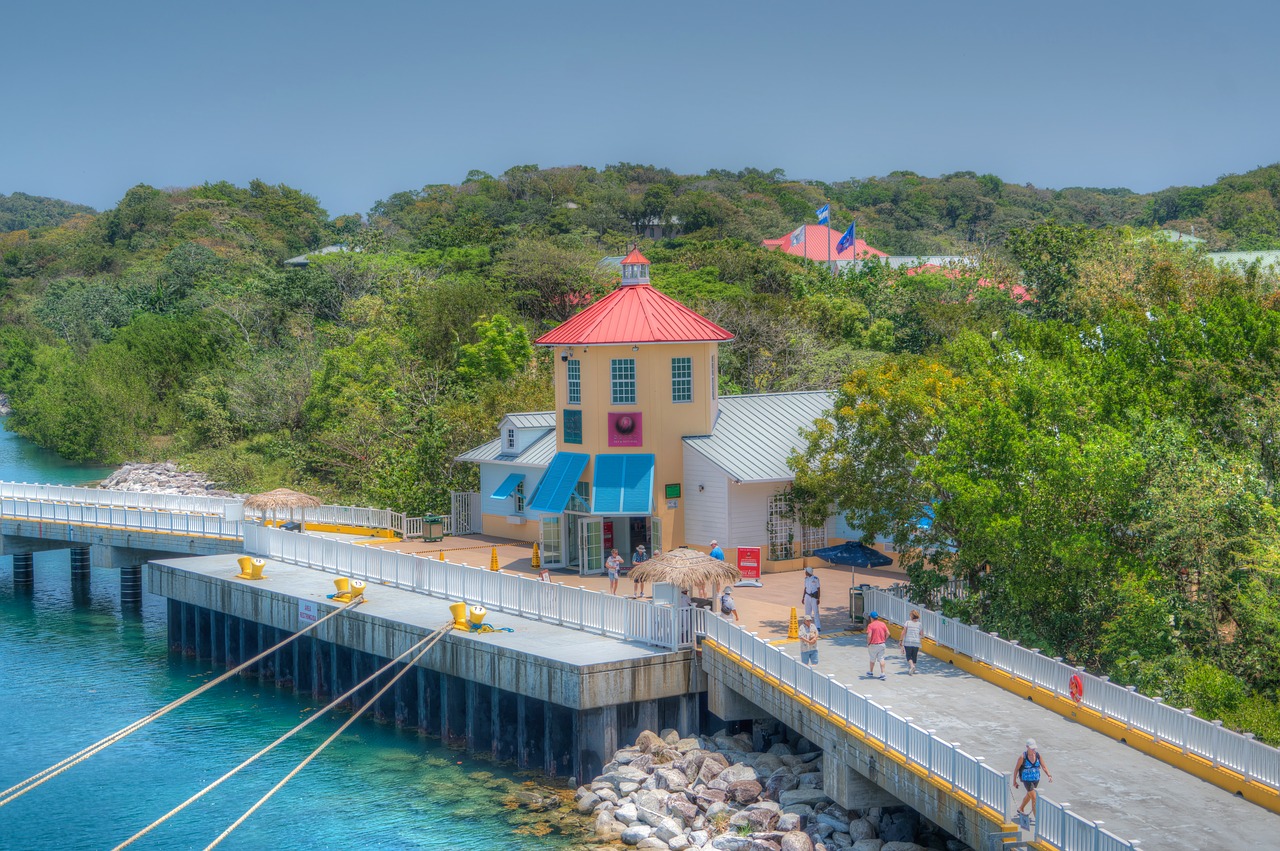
[811,541,894,569]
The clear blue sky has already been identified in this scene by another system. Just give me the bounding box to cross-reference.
[3,0,1277,216]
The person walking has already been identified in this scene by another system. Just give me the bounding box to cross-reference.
[708,540,725,561]
[902,609,923,675]
[801,566,822,631]
[798,614,819,666]
[631,543,649,598]
[719,586,739,622]
[865,610,890,679]
[605,548,623,595]
[1014,738,1052,825]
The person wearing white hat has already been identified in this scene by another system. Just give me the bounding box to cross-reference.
[801,565,822,631]
[1014,738,1052,824]
[798,613,819,666]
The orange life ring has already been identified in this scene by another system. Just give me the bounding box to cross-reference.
[1069,674,1084,703]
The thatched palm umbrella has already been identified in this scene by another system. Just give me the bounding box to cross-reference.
[243,487,322,529]
[628,547,740,596]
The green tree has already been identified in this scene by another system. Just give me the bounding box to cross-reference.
[457,315,532,384]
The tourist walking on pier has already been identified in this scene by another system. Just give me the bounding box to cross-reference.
[902,609,923,675]
[631,544,648,598]
[865,611,890,679]
[802,566,822,631]
[606,548,623,595]
[1014,738,1052,824]
[799,614,819,666]
[719,586,739,622]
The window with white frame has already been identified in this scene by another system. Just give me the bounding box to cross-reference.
[568,480,591,513]
[801,524,826,557]
[506,428,516,450]
[611,358,636,404]
[566,359,581,404]
[767,493,795,561]
[671,357,692,403]
[513,480,525,513]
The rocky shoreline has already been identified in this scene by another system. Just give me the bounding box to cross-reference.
[97,461,237,497]
[577,727,971,851]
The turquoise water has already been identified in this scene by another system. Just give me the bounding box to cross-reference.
[0,423,585,850]
[0,416,115,485]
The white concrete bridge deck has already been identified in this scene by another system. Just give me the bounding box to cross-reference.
[775,630,1279,850]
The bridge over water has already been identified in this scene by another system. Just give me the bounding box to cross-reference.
[3,482,1278,851]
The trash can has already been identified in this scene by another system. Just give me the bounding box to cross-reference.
[849,584,870,630]
[422,514,445,542]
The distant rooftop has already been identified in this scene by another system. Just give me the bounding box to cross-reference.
[283,244,352,267]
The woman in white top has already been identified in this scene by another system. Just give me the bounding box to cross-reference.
[902,609,923,675]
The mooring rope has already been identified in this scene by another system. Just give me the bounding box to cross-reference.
[203,621,453,850]
[113,621,452,850]
[0,595,365,809]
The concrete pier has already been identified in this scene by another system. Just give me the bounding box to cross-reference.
[12,551,33,588]
[149,553,702,781]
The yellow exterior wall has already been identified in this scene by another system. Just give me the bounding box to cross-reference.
[481,513,539,542]
[553,341,719,547]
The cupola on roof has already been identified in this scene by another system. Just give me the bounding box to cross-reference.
[536,250,734,346]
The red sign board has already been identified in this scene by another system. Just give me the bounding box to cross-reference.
[737,546,761,581]
[607,412,644,447]
[602,520,614,551]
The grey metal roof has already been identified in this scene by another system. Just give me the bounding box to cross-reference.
[283,244,351,267]
[1207,250,1280,268]
[503,411,556,430]
[455,430,556,466]
[683,391,835,483]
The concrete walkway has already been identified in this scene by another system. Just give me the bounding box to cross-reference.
[772,631,1280,850]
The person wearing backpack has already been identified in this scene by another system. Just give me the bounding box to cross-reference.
[1013,738,1053,823]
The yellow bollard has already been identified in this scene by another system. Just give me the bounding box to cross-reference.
[468,605,487,628]
[449,601,468,630]
[235,555,255,579]
[531,542,541,571]
[489,546,500,572]
[788,606,799,640]
[247,558,267,580]
[333,576,351,596]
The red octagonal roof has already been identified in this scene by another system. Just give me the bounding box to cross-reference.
[536,283,734,346]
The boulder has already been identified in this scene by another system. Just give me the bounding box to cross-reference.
[880,844,924,851]
[698,759,727,784]
[779,789,831,808]
[879,812,919,844]
[708,777,730,792]
[747,841,782,851]
[668,835,691,851]
[778,812,805,832]
[781,831,814,851]
[668,798,699,825]
[689,829,711,847]
[711,836,750,851]
[726,779,764,804]
[615,802,640,824]
[595,811,624,838]
[847,818,878,842]
[603,766,651,787]
[660,728,681,745]
[765,772,800,799]
[637,839,671,850]
[748,808,781,832]
[695,787,727,808]
[718,763,761,784]
[652,817,684,841]
[597,787,620,804]
[622,824,654,845]
[631,753,656,773]
[852,842,884,851]
[615,748,644,764]
[576,792,601,813]
[677,737,704,753]
[797,771,824,789]
[620,781,642,795]
[637,730,665,753]
[656,768,689,791]
[816,813,849,834]
[705,801,731,820]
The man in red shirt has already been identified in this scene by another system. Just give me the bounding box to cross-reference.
[865,611,891,680]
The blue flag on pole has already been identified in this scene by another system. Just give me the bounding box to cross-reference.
[816,204,830,225]
[789,227,805,246]
[836,221,857,254]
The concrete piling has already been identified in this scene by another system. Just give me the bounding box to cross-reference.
[12,552,34,589]
[70,545,91,585]
[120,563,143,608]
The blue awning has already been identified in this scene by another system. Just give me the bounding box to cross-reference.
[527,452,590,514]
[590,453,655,515]
[490,472,524,500]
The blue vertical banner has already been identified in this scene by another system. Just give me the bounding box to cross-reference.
[836,221,857,254]
[816,204,830,225]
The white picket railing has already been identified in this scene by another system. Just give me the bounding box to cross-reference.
[0,497,244,538]
[699,615,1141,851]
[0,480,444,539]
[243,525,686,650]
[864,587,1280,797]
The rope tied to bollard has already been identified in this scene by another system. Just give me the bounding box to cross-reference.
[0,595,366,809]
[113,620,453,850]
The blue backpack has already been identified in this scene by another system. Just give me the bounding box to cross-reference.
[1020,751,1041,783]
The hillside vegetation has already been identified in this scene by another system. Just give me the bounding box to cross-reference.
[1,163,1279,741]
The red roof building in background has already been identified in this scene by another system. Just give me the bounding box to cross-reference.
[534,249,734,346]
[762,224,887,265]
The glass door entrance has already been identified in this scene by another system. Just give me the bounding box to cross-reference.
[577,516,603,575]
